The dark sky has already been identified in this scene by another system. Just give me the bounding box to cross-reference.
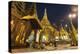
[36,3,78,29]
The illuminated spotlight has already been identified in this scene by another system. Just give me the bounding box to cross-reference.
[68,13,77,19]
[68,14,72,18]
[72,13,77,18]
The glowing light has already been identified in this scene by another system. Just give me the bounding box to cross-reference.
[68,14,72,18]
[26,39,29,42]
[72,13,77,18]
[68,13,76,19]
[65,24,68,27]
[43,35,46,40]
[21,23,23,24]
[11,20,14,25]
[63,36,68,40]
[55,36,59,39]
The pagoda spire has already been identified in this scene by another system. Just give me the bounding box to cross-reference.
[33,3,38,19]
[43,8,48,19]
[41,8,51,26]
[41,8,55,31]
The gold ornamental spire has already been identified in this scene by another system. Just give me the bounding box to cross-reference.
[43,8,48,19]
[33,3,38,19]
[41,8,51,26]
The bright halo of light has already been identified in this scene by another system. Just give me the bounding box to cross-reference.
[68,14,72,18]
[43,35,46,40]
[72,13,77,18]
[68,13,76,19]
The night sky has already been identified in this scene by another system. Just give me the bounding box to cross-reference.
[35,3,78,29]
